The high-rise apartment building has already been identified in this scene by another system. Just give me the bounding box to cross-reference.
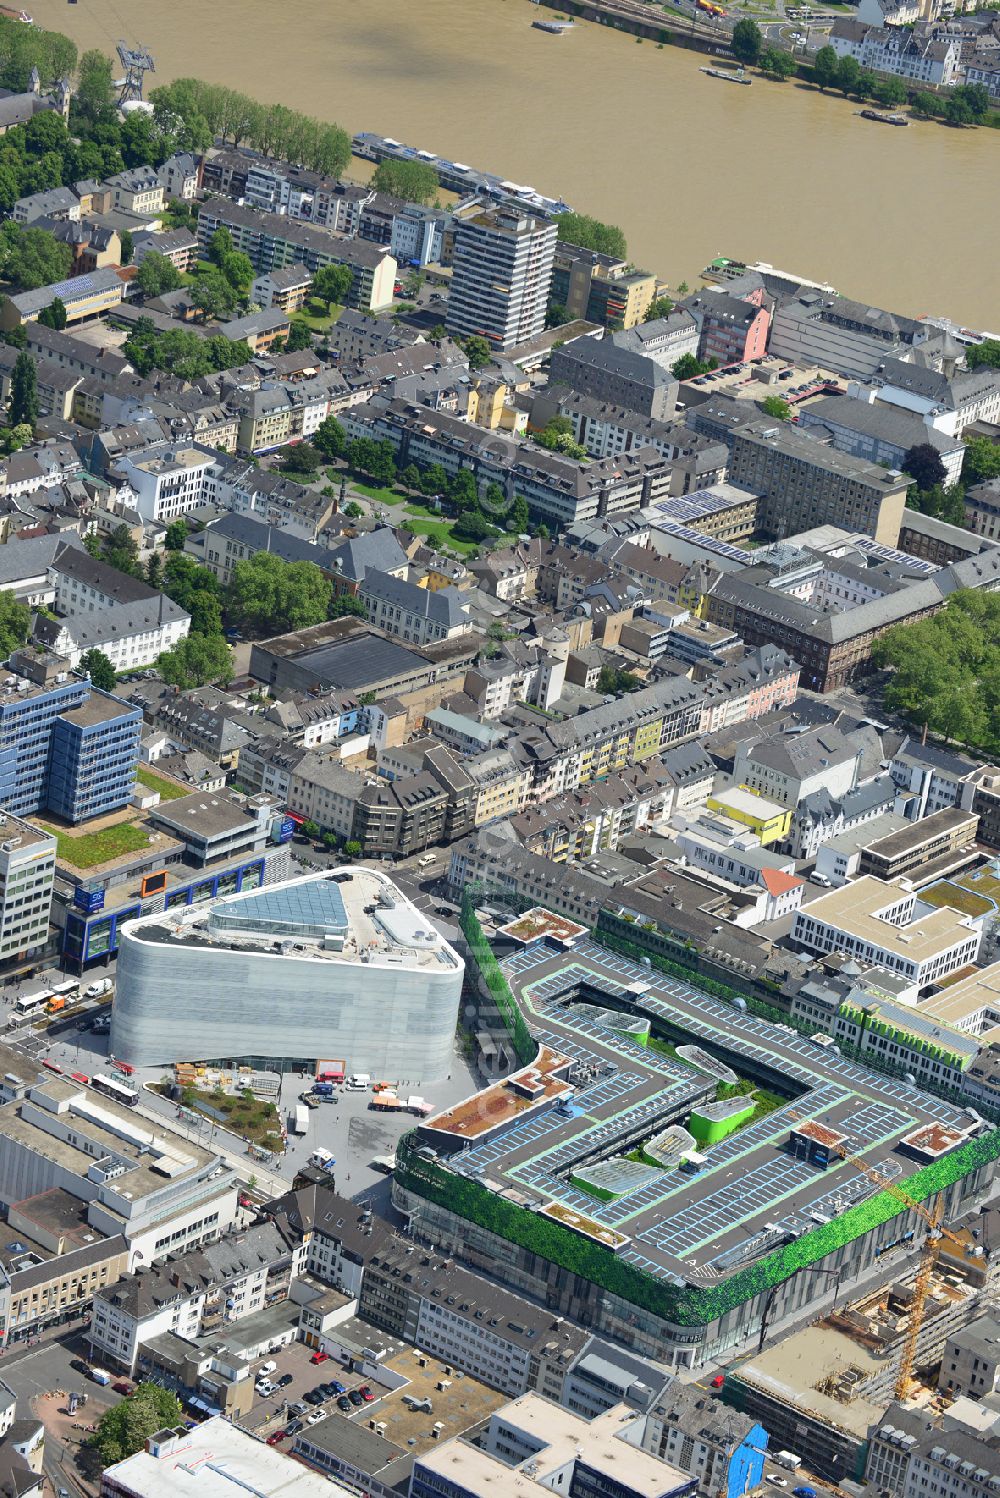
[446,209,556,351]
[0,813,55,963]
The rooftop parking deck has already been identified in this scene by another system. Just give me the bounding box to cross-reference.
[412,939,985,1291]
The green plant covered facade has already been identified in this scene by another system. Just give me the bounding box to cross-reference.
[460,892,538,1067]
[395,1127,1000,1330]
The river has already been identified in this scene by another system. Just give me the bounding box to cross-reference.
[27,0,1000,325]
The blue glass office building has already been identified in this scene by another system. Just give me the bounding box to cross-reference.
[0,677,141,822]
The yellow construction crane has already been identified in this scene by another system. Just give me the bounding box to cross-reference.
[830,1137,965,1400]
[784,1110,965,1400]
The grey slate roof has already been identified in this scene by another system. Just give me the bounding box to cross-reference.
[328,527,409,584]
[360,569,469,627]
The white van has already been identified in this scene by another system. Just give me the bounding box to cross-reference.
[257,1360,277,1377]
[86,978,113,998]
[417,854,435,868]
[347,1073,371,1091]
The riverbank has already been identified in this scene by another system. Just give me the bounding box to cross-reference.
[26,0,1000,324]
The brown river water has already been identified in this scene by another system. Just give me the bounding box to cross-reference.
[28,0,1000,325]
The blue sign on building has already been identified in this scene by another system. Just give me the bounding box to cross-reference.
[73,886,105,914]
[276,816,296,844]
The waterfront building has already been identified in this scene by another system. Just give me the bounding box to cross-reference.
[446,209,556,351]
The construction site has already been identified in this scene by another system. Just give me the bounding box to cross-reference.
[729,1260,987,1482]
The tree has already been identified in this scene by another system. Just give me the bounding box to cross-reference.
[286,320,314,352]
[552,213,627,259]
[343,500,363,518]
[837,54,861,96]
[449,468,479,512]
[8,348,37,429]
[902,442,947,493]
[761,395,791,420]
[906,482,965,525]
[873,76,907,108]
[221,250,254,293]
[280,442,324,478]
[759,46,797,78]
[343,839,362,859]
[545,301,569,330]
[79,648,116,691]
[103,523,144,579]
[962,436,1000,487]
[644,295,673,322]
[510,493,530,533]
[872,589,1000,754]
[328,591,368,619]
[952,82,990,121]
[119,228,134,266]
[812,44,839,91]
[312,263,353,311]
[4,226,72,291]
[164,518,188,551]
[462,335,492,371]
[401,462,422,492]
[74,48,117,125]
[207,227,235,268]
[146,552,162,589]
[911,91,940,118]
[671,352,715,380]
[452,510,493,543]
[420,463,448,497]
[88,1383,184,1467]
[371,158,439,205]
[226,552,332,636]
[855,69,878,100]
[597,664,641,694]
[0,591,30,660]
[156,633,234,689]
[732,18,763,65]
[1,423,32,456]
[36,296,67,330]
[188,269,239,321]
[966,340,1000,372]
[136,251,182,299]
[313,416,346,462]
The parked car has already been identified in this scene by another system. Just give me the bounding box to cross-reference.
[277,1373,293,1388]
[348,1388,364,1407]
[319,1382,340,1400]
[330,1381,346,1395]
[767,1479,789,1489]
[310,1351,329,1365]
[359,1386,374,1402]
[238,1193,255,1209]
[287,1402,306,1417]
[307,1408,327,1425]
[265,1431,287,1446]
[305,1388,326,1404]
[258,1361,277,1376]
[336,1396,351,1412]
[710,1375,724,1389]
[285,1419,304,1436]
[256,1382,276,1399]
[70,1358,89,1375]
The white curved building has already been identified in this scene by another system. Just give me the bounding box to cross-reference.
[111,867,464,1080]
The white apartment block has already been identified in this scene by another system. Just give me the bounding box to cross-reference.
[116,445,223,523]
[0,814,55,963]
[792,876,981,989]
